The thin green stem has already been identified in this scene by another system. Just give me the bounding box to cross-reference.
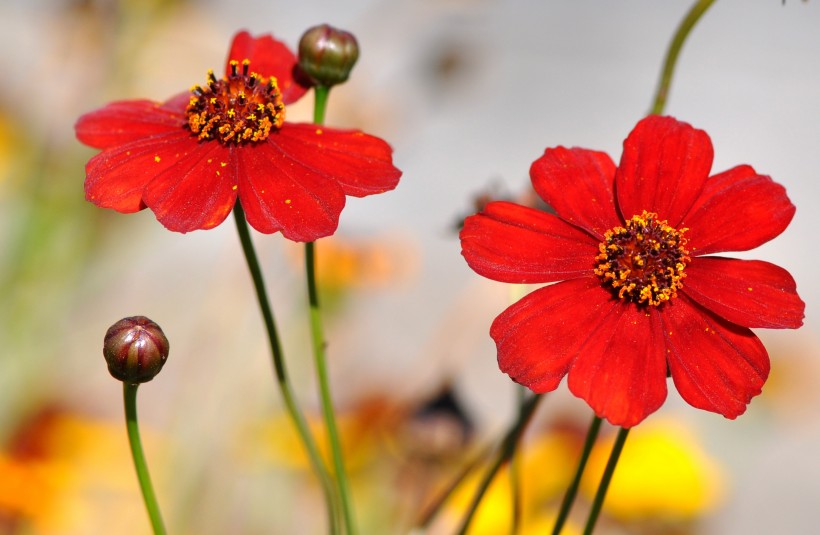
[551,415,602,535]
[582,427,630,535]
[509,386,526,535]
[232,203,340,535]
[650,0,717,115]
[305,241,358,535]
[123,383,166,535]
[313,85,330,125]
[456,394,544,535]
[306,83,358,535]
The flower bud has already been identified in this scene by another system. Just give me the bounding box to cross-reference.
[298,24,359,86]
[103,316,169,383]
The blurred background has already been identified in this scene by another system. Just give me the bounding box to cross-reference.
[1,0,818,533]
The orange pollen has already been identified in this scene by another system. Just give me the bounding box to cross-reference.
[185,59,285,145]
[594,211,690,306]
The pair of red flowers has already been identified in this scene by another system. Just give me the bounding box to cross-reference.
[77,31,804,428]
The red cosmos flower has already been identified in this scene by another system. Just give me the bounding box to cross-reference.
[75,31,401,242]
[460,116,804,428]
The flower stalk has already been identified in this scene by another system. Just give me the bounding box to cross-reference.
[307,83,359,535]
[456,394,543,535]
[509,386,527,535]
[233,203,340,534]
[551,415,602,535]
[123,383,167,535]
[650,0,717,115]
[582,427,630,535]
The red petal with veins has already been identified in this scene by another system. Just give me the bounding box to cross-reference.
[616,116,713,227]
[75,99,186,149]
[681,165,796,255]
[236,140,346,241]
[226,30,308,104]
[568,303,668,428]
[460,201,599,284]
[492,278,617,393]
[84,131,198,212]
[142,142,236,232]
[530,147,620,238]
[272,124,401,197]
[683,257,804,329]
[663,295,769,419]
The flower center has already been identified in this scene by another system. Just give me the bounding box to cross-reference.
[594,211,690,306]
[186,59,285,145]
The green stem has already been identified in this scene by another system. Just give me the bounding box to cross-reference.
[509,387,526,535]
[313,85,330,125]
[551,415,602,535]
[305,241,358,535]
[456,394,544,535]
[123,382,166,535]
[582,427,630,535]
[307,82,358,535]
[232,203,340,535]
[650,0,717,115]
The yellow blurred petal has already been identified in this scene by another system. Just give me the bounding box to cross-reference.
[581,419,725,520]
[441,431,578,535]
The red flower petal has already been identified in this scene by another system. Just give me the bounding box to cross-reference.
[460,201,599,284]
[663,295,769,419]
[492,277,616,393]
[530,147,620,238]
[141,142,237,232]
[615,116,713,227]
[683,257,804,329]
[236,140,346,242]
[680,165,796,255]
[227,30,308,105]
[84,131,199,213]
[75,99,186,149]
[568,303,668,428]
[271,123,401,197]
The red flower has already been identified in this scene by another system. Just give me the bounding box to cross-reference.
[460,116,804,428]
[75,31,401,241]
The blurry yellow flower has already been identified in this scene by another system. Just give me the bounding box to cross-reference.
[0,406,161,534]
[441,430,579,535]
[581,418,725,520]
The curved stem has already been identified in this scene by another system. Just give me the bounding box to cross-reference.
[456,394,544,535]
[650,0,717,115]
[307,83,358,535]
[123,383,167,535]
[232,204,340,535]
[582,427,630,535]
[551,415,602,535]
[305,241,358,535]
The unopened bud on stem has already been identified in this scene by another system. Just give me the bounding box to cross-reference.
[298,24,360,87]
[103,316,169,383]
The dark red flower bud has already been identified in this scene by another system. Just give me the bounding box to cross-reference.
[103,316,169,383]
[298,24,359,86]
